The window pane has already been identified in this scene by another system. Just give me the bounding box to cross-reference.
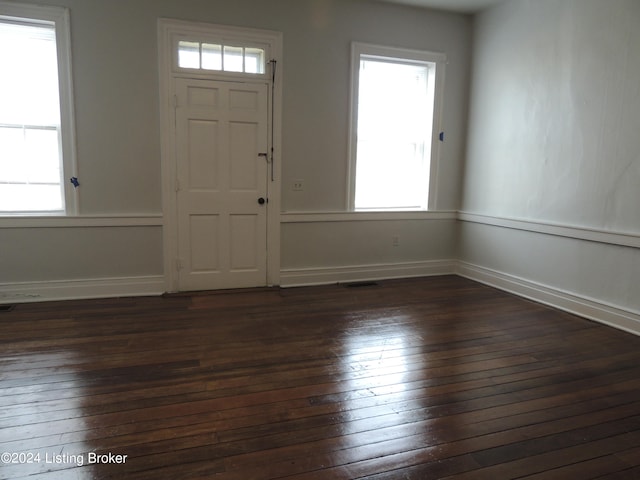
[178,40,200,69]
[0,22,60,126]
[355,141,425,209]
[201,43,221,70]
[0,183,62,212]
[245,47,265,74]
[0,18,66,213]
[223,45,243,72]
[354,58,433,210]
[0,127,62,210]
[176,40,265,76]
[24,129,61,184]
[0,127,26,183]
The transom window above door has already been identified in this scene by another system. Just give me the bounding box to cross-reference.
[177,40,266,74]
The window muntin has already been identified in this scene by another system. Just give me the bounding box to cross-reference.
[177,40,265,74]
[349,44,443,211]
[0,3,76,215]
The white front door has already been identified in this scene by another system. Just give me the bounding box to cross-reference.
[174,78,269,291]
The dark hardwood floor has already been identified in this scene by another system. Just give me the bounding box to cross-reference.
[1,275,640,479]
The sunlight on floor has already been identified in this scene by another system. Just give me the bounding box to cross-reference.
[0,351,98,479]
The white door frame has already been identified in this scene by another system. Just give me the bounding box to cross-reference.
[158,18,283,292]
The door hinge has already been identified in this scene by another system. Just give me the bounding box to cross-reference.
[176,258,184,271]
[172,94,178,108]
[175,178,181,193]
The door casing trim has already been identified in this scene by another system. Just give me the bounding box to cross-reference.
[158,18,283,292]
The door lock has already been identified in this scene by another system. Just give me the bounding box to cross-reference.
[258,197,267,205]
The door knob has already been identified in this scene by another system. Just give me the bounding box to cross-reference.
[258,197,266,205]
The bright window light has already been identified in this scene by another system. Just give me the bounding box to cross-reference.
[201,43,221,70]
[178,40,200,69]
[350,44,443,211]
[245,47,265,74]
[177,40,265,75]
[223,45,243,72]
[0,19,65,213]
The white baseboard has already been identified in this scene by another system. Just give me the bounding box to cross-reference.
[0,275,165,303]
[280,259,457,288]
[4,263,638,339]
[456,261,640,336]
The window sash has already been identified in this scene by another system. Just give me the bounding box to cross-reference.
[348,42,445,212]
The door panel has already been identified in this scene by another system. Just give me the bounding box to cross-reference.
[229,87,260,110]
[229,122,259,190]
[189,214,220,272]
[188,86,219,107]
[187,119,219,189]
[230,214,258,270]
[175,78,268,291]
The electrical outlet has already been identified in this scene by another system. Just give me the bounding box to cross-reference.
[392,235,400,247]
[292,179,304,191]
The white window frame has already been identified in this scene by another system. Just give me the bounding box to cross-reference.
[169,24,274,84]
[0,1,77,216]
[175,37,269,76]
[347,42,446,212]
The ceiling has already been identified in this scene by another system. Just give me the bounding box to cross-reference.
[378,0,504,14]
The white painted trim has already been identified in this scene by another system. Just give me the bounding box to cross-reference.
[280,260,456,287]
[456,261,640,337]
[160,17,279,83]
[55,6,78,215]
[281,210,457,223]
[266,40,283,288]
[459,211,640,249]
[0,276,165,303]
[0,215,163,228]
[158,19,178,293]
[158,19,283,292]
[0,1,78,215]
[347,42,447,211]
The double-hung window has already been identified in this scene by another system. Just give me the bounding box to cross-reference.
[349,43,445,211]
[0,2,76,215]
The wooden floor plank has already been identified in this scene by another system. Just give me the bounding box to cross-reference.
[1,276,640,479]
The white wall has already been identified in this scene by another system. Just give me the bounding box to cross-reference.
[464,0,640,229]
[0,0,472,299]
[281,213,458,285]
[460,0,640,333]
[277,1,471,212]
[2,0,637,337]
